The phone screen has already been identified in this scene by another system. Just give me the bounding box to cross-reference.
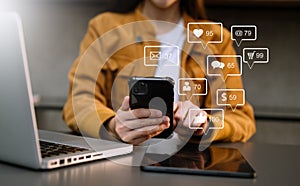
[141,145,256,178]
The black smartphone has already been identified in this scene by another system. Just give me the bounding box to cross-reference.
[128,77,174,138]
[141,146,256,178]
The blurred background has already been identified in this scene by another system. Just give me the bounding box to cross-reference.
[1,0,299,145]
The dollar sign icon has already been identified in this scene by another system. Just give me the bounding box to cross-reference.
[221,92,227,102]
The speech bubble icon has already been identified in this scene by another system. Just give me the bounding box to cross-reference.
[144,45,180,66]
[217,89,245,112]
[211,60,225,69]
[178,78,207,99]
[243,48,269,69]
[187,22,223,49]
[188,108,224,135]
[231,25,257,47]
[207,55,242,80]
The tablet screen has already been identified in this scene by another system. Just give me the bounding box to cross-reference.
[141,145,256,178]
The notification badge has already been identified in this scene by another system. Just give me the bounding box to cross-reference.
[207,55,242,80]
[231,25,257,47]
[144,46,179,66]
[187,22,223,48]
[178,78,207,99]
[243,48,269,69]
[217,89,245,112]
[188,108,224,134]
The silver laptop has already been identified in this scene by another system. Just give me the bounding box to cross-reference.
[0,12,132,169]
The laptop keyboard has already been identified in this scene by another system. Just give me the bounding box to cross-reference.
[39,140,89,158]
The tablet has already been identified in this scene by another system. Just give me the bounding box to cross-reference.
[141,145,256,178]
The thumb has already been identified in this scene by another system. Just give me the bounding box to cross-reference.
[120,96,130,111]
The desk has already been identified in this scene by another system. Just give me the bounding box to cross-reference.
[0,143,299,186]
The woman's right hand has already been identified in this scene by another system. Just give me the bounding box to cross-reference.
[106,96,170,145]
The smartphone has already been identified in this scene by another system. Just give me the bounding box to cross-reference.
[128,77,174,138]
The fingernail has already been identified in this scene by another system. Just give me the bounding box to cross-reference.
[163,116,170,122]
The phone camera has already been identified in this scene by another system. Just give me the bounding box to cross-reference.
[131,81,148,95]
[133,87,139,93]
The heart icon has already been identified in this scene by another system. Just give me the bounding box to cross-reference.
[193,29,203,38]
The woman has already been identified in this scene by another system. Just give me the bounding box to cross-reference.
[63,0,256,145]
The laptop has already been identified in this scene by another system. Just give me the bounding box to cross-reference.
[0,12,133,169]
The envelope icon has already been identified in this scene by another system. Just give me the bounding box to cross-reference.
[150,51,161,60]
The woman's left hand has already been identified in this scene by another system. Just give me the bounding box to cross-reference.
[173,101,208,137]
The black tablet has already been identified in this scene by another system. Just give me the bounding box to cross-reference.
[141,145,256,178]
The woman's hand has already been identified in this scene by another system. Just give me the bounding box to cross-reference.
[173,101,208,137]
[106,96,170,145]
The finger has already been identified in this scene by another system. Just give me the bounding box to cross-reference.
[142,123,169,138]
[131,108,162,119]
[117,108,163,122]
[120,96,130,111]
[132,124,167,139]
[174,102,183,120]
[179,107,198,128]
[136,117,170,131]
[123,116,169,129]
[185,110,207,128]
[135,125,157,132]
[174,101,196,121]
[122,123,168,143]
[194,122,209,136]
[173,118,177,129]
[130,137,150,146]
